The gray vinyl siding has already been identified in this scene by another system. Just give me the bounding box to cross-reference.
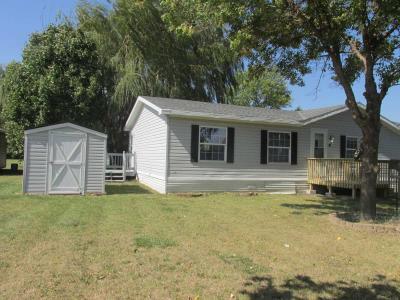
[0,132,6,169]
[308,110,400,160]
[130,105,167,193]
[85,134,106,193]
[24,132,49,194]
[23,124,106,194]
[167,117,308,193]
[166,111,400,193]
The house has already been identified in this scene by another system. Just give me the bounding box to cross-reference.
[124,96,400,194]
[0,129,6,169]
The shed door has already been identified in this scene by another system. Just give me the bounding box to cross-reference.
[48,132,86,194]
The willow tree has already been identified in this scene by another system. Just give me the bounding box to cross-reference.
[163,0,400,220]
[77,0,238,151]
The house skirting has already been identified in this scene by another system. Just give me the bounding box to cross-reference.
[166,177,308,194]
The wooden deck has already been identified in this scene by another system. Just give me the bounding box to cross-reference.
[105,152,135,181]
[307,159,400,195]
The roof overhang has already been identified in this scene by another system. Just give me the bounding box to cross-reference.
[124,96,302,130]
[304,104,400,134]
[124,96,164,131]
[124,97,400,135]
[25,122,107,138]
[164,110,302,127]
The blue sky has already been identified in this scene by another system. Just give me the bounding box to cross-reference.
[1,0,399,122]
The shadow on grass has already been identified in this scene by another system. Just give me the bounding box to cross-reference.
[0,169,23,176]
[281,197,358,216]
[281,197,398,219]
[106,184,151,195]
[241,274,400,300]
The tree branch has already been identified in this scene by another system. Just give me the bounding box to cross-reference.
[349,39,367,69]
[285,0,365,123]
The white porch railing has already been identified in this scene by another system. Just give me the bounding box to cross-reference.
[106,152,135,181]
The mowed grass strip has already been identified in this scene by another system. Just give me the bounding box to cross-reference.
[134,235,178,249]
[0,175,399,299]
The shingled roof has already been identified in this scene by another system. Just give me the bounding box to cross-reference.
[125,96,399,132]
[139,96,345,123]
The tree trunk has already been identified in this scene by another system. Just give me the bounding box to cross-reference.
[360,121,380,221]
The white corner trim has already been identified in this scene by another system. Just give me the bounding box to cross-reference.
[124,96,164,131]
[164,115,170,193]
[22,135,28,194]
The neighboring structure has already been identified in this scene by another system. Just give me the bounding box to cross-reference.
[23,123,107,195]
[125,96,400,194]
[0,129,6,169]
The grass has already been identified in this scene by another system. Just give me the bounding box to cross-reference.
[134,235,178,249]
[0,176,399,299]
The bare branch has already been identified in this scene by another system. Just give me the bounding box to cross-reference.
[349,39,367,69]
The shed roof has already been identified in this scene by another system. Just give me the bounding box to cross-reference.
[25,123,107,138]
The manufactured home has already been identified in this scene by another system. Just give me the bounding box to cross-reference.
[124,96,400,194]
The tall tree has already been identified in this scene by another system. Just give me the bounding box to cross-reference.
[163,0,400,220]
[1,24,106,157]
[77,0,238,151]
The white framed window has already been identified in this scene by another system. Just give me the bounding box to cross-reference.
[346,136,359,158]
[268,132,291,163]
[199,126,227,161]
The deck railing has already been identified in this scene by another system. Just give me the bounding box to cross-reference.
[307,158,392,189]
[105,152,135,182]
[106,152,135,171]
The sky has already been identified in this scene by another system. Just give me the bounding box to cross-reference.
[0,0,399,122]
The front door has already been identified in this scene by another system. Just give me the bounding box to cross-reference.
[311,129,327,158]
[48,132,86,194]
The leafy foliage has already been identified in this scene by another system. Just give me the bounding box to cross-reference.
[228,68,291,108]
[77,0,239,151]
[1,24,106,157]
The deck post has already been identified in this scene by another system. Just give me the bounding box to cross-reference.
[122,151,126,181]
[326,185,333,197]
[352,186,356,200]
[308,184,314,194]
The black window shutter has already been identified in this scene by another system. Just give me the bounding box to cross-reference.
[191,125,199,162]
[227,127,235,163]
[291,132,298,165]
[340,135,346,158]
[261,130,268,164]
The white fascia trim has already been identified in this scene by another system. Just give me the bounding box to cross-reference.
[24,122,107,138]
[163,110,303,127]
[380,115,400,134]
[124,96,164,131]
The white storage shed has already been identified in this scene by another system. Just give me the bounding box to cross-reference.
[23,123,107,195]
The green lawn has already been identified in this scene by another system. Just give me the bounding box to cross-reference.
[0,176,399,299]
